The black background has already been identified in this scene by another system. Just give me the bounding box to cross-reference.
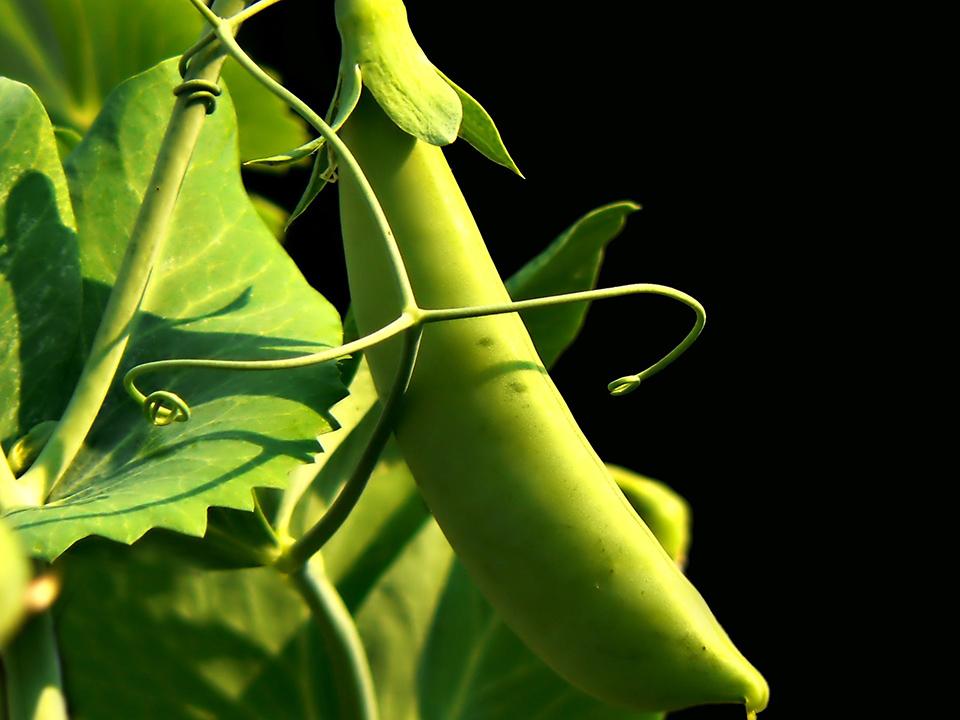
[241,3,831,718]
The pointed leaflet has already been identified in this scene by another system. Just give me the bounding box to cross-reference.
[0,78,81,456]
[286,64,363,228]
[507,201,640,366]
[3,61,345,559]
[437,69,523,177]
[0,0,308,163]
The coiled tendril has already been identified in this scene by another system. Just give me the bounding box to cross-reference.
[143,390,192,426]
[173,78,222,115]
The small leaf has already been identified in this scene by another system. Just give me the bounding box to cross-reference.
[437,69,523,176]
[284,64,363,228]
[3,61,345,559]
[506,201,641,366]
[287,147,334,229]
[337,1,461,145]
[243,137,324,168]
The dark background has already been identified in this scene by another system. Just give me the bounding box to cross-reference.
[242,3,832,718]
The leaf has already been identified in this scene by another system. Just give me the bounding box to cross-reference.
[54,538,340,719]
[0,0,308,165]
[285,65,363,228]
[0,518,29,647]
[0,78,81,451]
[419,561,661,720]
[437,69,523,177]
[506,201,641,367]
[249,193,289,244]
[354,520,454,720]
[2,61,345,560]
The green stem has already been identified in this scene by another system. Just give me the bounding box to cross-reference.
[0,451,25,512]
[2,612,68,720]
[124,314,416,424]
[278,328,422,571]
[186,15,417,311]
[227,0,288,25]
[422,282,706,394]
[289,564,379,720]
[16,0,249,505]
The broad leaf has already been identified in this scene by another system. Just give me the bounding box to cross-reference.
[55,539,340,719]
[0,78,81,453]
[0,0,308,163]
[3,61,345,559]
[419,560,659,720]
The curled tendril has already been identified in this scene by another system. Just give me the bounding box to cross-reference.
[178,31,218,78]
[608,375,642,396]
[173,79,223,114]
[143,391,192,426]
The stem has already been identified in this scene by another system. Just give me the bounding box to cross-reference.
[227,0,288,25]
[0,451,26,511]
[123,314,416,423]
[422,283,706,394]
[17,0,249,505]
[289,564,379,720]
[278,328,421,571]
[2,612,68,720]
[188,19,417,311]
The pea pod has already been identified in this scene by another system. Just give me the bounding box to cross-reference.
[609,465,692,569]
[335,1,767,714]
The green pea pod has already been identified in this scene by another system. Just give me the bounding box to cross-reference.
[335,1,768,715]
[608,465,692,569]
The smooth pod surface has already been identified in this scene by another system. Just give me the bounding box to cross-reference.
[337,92,768,714]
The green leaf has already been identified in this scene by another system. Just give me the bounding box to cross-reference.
[437,69,523,177]
[0,518,29,647]
[285,65,363,228]
[354,520,454,720]
[506,201,641,367]
[249,193,289,244]
[3,61,345,560]
[0,0,308,164]
[419,560,661,720]
[0,78,81,452]
[55,538,340,719]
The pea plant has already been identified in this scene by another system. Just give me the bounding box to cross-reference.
[0,1,768,718]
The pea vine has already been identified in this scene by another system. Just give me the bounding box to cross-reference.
[0,1,769,718]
